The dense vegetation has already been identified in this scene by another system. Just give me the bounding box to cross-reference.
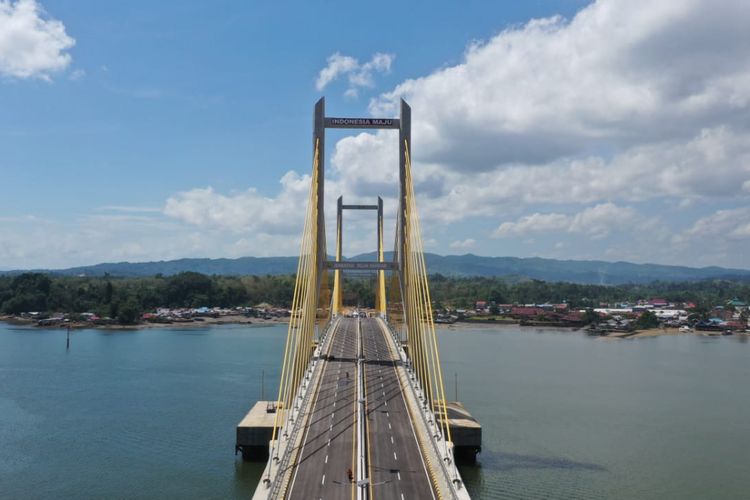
[1,272,748,322]
[0,272,296,323]
[427,275,750,311]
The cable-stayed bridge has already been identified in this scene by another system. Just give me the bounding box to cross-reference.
[238,99,480,500]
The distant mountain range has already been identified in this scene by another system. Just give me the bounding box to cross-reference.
[3,253,749,285]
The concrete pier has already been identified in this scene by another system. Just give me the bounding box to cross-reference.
[237,397,482,465]
[236,401,285,461]
[436,401,482,463]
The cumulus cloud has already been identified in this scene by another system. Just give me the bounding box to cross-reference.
[163,171,311,233]
[494,203,638,240]
[666,207,750,267]
[0,206,308,269]
[159,0,750,267]
[315,0,750,268]
[449,238,476,250]
[370,0,750,171]
[0,0,74,80]
[675,207,750,243]
[330,131,400,198]
[12,0,750,268]
[316,51,394,97]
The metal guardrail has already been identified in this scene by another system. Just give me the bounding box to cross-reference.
[265,318,339,499]
[380,319,469,499]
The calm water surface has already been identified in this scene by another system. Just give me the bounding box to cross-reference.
[1,322,748,499]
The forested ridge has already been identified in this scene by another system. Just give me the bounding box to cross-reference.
[3,253,749,284]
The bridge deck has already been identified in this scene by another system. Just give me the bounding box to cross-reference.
[285,317,435,499]
[287,318,357,499]
[363,317,436,499]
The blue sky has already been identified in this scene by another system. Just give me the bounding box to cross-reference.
[1,0,749,269]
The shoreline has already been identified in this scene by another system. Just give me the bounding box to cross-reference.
[440,321,748,339]
[0,314,289,331]
[2,315,746,339]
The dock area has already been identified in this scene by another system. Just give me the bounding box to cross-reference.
[437,401,482,463]
[235,401,285,461]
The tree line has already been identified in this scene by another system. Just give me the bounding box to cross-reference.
[1,272,748,322]
[0,272,296,323]
[428,275,750,312]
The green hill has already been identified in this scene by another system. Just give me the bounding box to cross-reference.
[3,253,748,285]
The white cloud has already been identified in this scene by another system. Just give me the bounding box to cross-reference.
[163,171,311,233]
[68,67,83,80]
[494,203,638,240]
[0,0,74,80]
[667,207,750,268]
[97,205,162,214]
[7,0,750,269]
[0,207,307,269]
[370,0,750,171]
[449,238,475,250]
[319,0,750,241]
[315,53,358,90]
[316,51,394,96]
[494,213,569,237]
[675,207,750,243]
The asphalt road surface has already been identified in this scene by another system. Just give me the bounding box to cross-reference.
[286,317,435,500]
[362,318,436,500]
[287,319,357,500]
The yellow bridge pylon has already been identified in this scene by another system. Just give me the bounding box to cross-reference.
[331,196,387,316]
[270,97,452,453]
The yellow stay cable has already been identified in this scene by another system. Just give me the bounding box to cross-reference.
[406,142,453,443]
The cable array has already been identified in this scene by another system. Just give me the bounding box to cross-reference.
[270,139,323,447]
[400,141,453,445]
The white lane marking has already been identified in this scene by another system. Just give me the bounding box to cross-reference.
[325,455,328,464]
[321,474,325,485]
[384,400,388,407]
[386,412,390,417]
[390,436,394,444]
[329,424,333,431]
[388,422,392,430]
[333,401,336,407]
[397,472,401,481]
[327,439,331,447]
[393,452,398,460]
[401,493,405,500]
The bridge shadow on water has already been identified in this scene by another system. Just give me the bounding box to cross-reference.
[463,448,607,475]
[457,450,608,499]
